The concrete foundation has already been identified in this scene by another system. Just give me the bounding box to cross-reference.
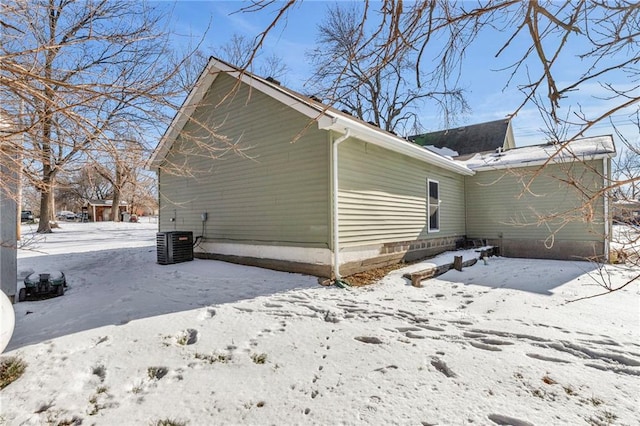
[195,235,464,278]
[194,251,332,278]
[486,238,606,262]
[194,235,601,279]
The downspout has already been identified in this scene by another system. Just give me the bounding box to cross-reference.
[332,129,351,280]
[603,157,610,261]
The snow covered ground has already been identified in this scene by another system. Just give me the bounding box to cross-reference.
[1,222,638,425]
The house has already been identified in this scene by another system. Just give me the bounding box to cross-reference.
[148,56,615,279]
[463,137,615,259]
[86,199,128,222]
[612,199,640,224]
[409,119,516,159]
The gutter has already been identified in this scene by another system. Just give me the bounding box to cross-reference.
[603,157,610,261]
[332,129,351,280]
[467,152,615,172]
[320,117,474,176]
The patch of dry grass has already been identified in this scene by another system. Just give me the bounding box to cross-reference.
[0,356,27,390]
[343,262,411,287]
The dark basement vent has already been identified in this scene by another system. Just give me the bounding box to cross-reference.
[157,231,194,265]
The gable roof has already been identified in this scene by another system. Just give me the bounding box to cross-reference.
[460,135,616,171]
[409,119,513,157]
[148,56,473,176]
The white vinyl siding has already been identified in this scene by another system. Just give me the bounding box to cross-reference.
[338,137,465,247]
[159,73,331,248]
[465,160,605,241]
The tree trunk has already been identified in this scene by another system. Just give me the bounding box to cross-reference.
[37,177,53,233]
[37,31,56,234]
[49,188,55,222]
[112,188,122,222]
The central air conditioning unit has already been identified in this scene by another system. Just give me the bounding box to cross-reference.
[156,231,194,265]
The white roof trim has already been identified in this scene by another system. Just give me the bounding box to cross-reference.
[148,57,221,169]
[463,135,616,172]
[148,56,473,175]
[469,152,614,171]
[321,117,474,175]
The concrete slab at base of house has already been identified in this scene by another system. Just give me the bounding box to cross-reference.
[196,236,605,279]
[486,239,606,261]
[339,236,464,276]
[196,236,465,278]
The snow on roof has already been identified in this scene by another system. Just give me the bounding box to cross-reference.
[461,135,616,171]
[423,145,459,158]
[613,199,640,208]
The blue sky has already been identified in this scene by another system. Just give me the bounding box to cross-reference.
[161,1,637,148]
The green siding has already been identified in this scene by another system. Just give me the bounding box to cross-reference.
[465,160,605,241]
[159,73,330,247]
[338,138,465,247]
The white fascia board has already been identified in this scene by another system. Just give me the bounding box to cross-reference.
[321,117,474,176]
[470,152,616,172]
[148,58,221,170]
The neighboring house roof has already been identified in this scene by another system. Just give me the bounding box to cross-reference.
[87,199,127,207]
[613,200,640,210]
[460,135,616,171]
[148,56,473,176]
[408,119,515,157]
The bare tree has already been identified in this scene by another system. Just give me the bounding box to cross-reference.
[92,138,146,222]
[216,33,289,81]
[612,117,640,202]
[124,167,157,219]
[306,3,468,134]
[0,0,196,233]
[238,1,638,141]
[57,165,112,207]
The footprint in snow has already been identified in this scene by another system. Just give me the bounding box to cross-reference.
[374,365,398,374]
[469,341,502,352]
[488,414,534,426]
[405,331,426,339]
[177,329,198,345]
[430,357,456,378]
[354,336,384,344]
[479,338,514,346]
[147,366,169,380]
[583,363,640,376]
[526,353,571,364]
[198,308,216,320]
[417,324,446,332]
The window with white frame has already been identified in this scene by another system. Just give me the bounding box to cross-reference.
[427,179,440,232]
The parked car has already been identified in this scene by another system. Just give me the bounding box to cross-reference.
[20,210,34,222]
[56,211,76,221]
